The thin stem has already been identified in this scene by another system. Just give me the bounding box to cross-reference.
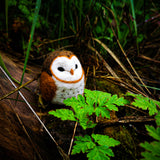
[68,121,78,155]
[0,78,36,101]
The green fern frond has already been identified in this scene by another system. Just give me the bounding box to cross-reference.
[49,89,129,130]
[72,134,120,160]
[126,92,159,116]
[49,109,76,121]
[140,111,160,160]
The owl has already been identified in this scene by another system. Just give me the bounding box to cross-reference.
[39,50,85,105]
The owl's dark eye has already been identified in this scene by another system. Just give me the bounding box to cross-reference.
[58,67,65,72]
[75,64,78,69]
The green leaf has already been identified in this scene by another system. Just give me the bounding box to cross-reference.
[114,96,130,106]
[105,95,119,111]
[95,106,110,119]
[140,112,160,160]
[155,111,160,126]
[105,103,118,111]
[63,97,81,108]
[84,89,98,107]
[72,135,95,154]
[126,93,159,116]
[48,109,76,121]
[154,100,160,107]
[84,89,111,107]
[78,114,90,130]
[87,146,114,160]
[141,152,160,160]
[146,125,160,141]
[77,111,96,129]
[92,134,120,147]
[140,141,160,160]
[72,133,119,159]
[77,94,86,104]
[97,92,111,108]
[104,95,128,111]
[140,141,160,156]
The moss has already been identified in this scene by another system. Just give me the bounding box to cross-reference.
[95,79,124,96]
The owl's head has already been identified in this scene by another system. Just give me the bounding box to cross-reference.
[42,50,84,83]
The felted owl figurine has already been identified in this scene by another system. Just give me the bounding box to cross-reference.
[39,50,85,105]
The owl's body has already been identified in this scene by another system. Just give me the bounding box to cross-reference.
[40,50,85,105]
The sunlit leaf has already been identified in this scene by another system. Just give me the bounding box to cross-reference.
[146,125,160,141]
[72,135,95,154]
[92,134,120,147]
[48,109,76,121]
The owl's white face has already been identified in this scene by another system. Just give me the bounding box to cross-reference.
[50,55,84,83]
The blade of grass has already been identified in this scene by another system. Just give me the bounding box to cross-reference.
[130,0,137,37]
[107,13,151,95]
[102,4,150,95]
[5,0,8,37]
[138,84,160,91]
[0,53,19,84]
[68,1,76,32]
[130,0,140,55]
[79,0,83,27]
[115,35,151,95]
[59,0,65,39]
[93,38,147,95]
[87,44,119,78]
[15,0,41,103]
[20,0,41,85]
[110,3,121,41]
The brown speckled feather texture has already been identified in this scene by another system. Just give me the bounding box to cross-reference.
[40,71,57,101]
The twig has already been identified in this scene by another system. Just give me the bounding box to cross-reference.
[93,38,148,96]
[0,78,36,101]
[99,116,155,126]
[38,35,75,48]
[68,121,78,156]
[139,54,160,63]
[94,75,147,97]
[111,28,151,95]
[87,43,119,78]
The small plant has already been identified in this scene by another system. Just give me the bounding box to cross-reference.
[49,89,160,159]
[49,89,129,159]
[140,111,160,160]
[126,92,160,116]
[49,89,129,130]
[126,92,160,160]
[72,134,120,160]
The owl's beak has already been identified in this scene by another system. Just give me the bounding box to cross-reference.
[70,68,74,75]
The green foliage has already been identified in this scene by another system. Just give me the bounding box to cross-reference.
[126,92,160,116]
[20,0,41,85]
[155,112,160,126]
[8,0,44,28]
[125,93,160,159]
[72,134,120,160]
[49,89,129,159]
[48,89,160,159]
[2,0,159,54]
[140,111,160,160]
[49,109,76,121]
[49,89,128,130]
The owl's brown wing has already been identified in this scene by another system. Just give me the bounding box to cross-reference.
[40,71,57,101]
